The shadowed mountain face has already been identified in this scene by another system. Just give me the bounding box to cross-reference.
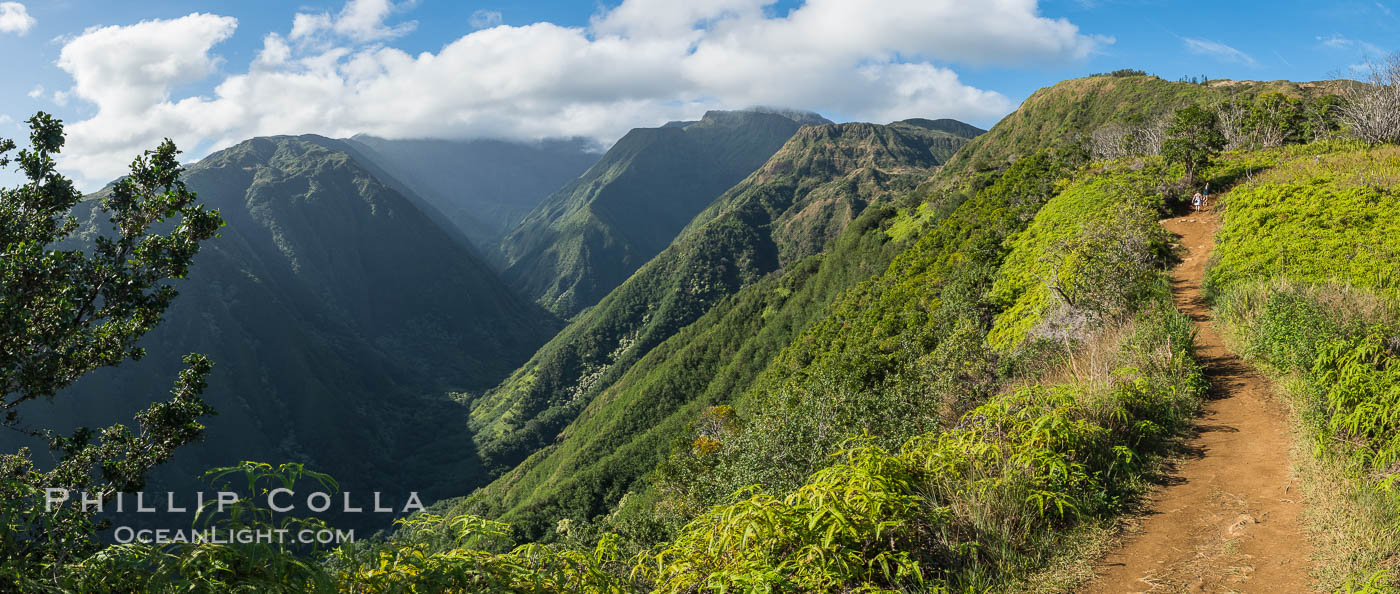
[4,112,983,539]
[497,109,825,318]
[11,135,561,509]
[343,135,600,253]
[454,120,983,532]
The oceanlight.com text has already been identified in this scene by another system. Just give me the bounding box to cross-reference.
[112,527,356,545]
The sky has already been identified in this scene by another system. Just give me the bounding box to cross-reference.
[0,0,1394,190]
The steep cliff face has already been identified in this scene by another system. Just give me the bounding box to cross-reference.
[497,110,817,318]
[455,118,982,538]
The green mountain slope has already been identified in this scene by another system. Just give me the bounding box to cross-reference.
[943,74,1349,175]
[343,135,599,252]
[35,73,1386,594]
[447,75,1348,545]
[448,119,981,539]
[16,135,560,504]
[497,110,825,317]
[645,75,1343,515]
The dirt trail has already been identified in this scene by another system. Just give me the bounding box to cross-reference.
[1083,211,1313,593]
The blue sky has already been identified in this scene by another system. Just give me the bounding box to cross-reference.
[0,0,1393,189]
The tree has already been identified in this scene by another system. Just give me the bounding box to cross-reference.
[1340,53,1400,144]
[1305,94,1344,141]
[1246,92,1303,147]
[0,113,223,587]
[1162,104,1226,188]
[1089,123,1130,160]
[1215,96,1250,150]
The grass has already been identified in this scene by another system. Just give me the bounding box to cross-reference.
[1204,141,1400,300]
[1284,375,1400,591]
[1205,141,1400,592]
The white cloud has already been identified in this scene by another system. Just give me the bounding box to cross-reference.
[1316,34,1387,57]
[292,0,415,43]
[336,0,416,41]
[255,33,291,67]
[469,9,502,29]
[0,2,35,35]
[1182,37,1256,66]
[1317,34,1348,49]
[27,84,42,99]
[56,13,236,181]
[53,0,1107,189]
[290,12,331,40]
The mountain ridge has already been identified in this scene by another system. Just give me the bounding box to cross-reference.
[12,135,561,510]
[497,109,814,317]
[449,117,983,538]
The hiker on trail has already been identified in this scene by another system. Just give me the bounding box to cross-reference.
[1202,183,1210,209]
[1192,191,1203,211]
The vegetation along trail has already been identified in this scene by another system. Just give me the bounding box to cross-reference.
[1086,209,1313,593]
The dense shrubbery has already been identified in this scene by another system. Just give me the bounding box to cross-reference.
[614,151,1200,590]
[987,161,1174,349]
[1203,144,1400,300]
[645,150,1085,518]
[82,300,1199,593]
[638,305,1203,592]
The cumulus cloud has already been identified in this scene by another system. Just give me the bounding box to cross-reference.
[27,84,42,99]
[289,12,331,40]
[255,33,292,67]
[56,13,237,181]
[0,2,35,35]
[1182,37,1257,66]
[54,0,1107,189]
[292,0,415,43]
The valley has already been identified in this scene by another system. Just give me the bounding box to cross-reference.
[4,60,1398,593]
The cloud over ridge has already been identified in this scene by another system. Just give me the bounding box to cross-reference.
[52,0,1108,188]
